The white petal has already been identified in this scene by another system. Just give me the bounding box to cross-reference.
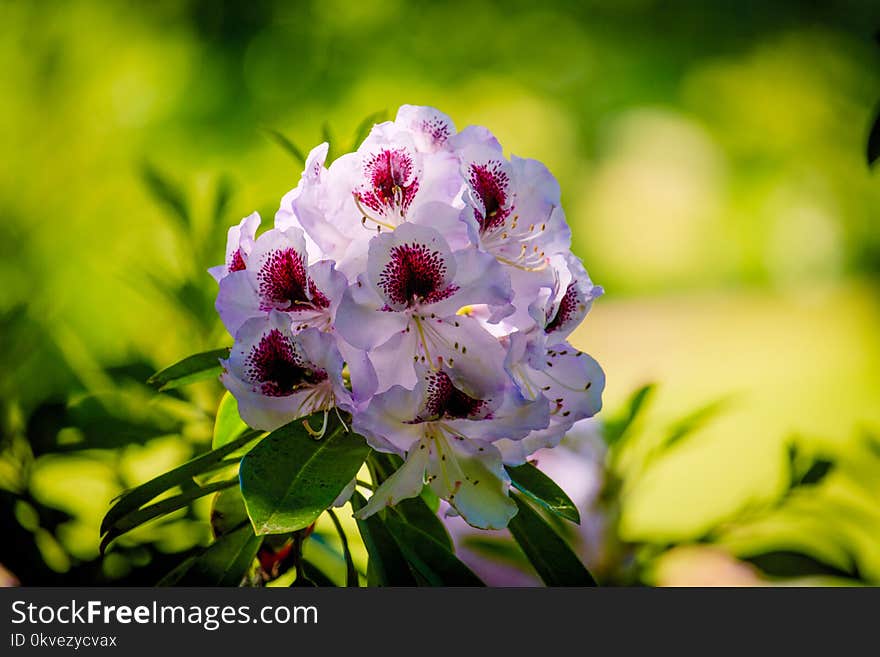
[428,436,516,530]
[335,275,409,350]
[408,201,471,251]
[332,477,357,508]
[354,439,430,519]
[351,384,424,454]
[216,270,260,337]
[368,329,420,394]
[394,105,457,153]
[448,125,503,154]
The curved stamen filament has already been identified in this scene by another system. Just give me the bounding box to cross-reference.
[333,406,350,433]
[353,193,396,231]
[482,205,555,271]
[495,254,549,272]
[296,384,335,424]
[303,410,329,439]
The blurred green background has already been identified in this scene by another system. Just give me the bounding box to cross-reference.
[2,0,879,585]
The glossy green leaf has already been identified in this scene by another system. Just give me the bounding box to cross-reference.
[262,128,305,164]
[100,429,261,536]
[508,493,597,587]
[351,491,417,586]
[176,524,263,586]
[212,391,249,451]
[240,416,371,535]
[506,461,580,525]
[385,515,484,586]
[147,348,229,391]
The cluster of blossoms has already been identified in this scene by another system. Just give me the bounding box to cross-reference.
[211,106,605,530]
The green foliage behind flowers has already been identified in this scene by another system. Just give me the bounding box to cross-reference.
[2,0,880,586]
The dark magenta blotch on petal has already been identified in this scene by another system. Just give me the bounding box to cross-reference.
[228,249,247,273]
[257,248,330,312]
[245,328,327,397]
[413,371,487,422]
[545,282,580,334]
[377,242,457,307]
[469,161,512,233]
[358,148,420,216]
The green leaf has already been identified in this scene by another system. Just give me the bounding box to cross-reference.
[210,487,249,538]
[100,429,262,536]
[101,478,238,553]
[508,493,597,587]
[326,508,359,587]
[603,383,655,448]
[263,128,306,165]
[140,161,191,232]
[147,348,229,391]
[156,555,198,586]
[212,391,249,451]
[393,496,453,551]
[385,515,484,586]
[240,415,371,535]
[351,491,418,586]
[506,461,580,525]
[367,451,401,484]
[420,486,440,513]
[176,523,263,586]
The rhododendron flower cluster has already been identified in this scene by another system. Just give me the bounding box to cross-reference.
[212,106,605,530]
